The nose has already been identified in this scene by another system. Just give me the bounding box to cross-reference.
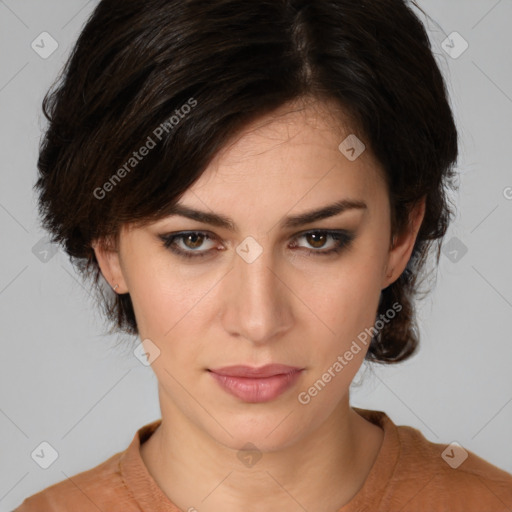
[220,240,293,345]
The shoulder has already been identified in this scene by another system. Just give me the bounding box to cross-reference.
[389,423,512,509]
[13,419,162,512]
[354,408,512,510]
[12,449,133,512]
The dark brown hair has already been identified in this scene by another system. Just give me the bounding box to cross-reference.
[35,0,459,363]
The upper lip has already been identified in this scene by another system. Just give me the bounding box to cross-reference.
[208,364,303,378]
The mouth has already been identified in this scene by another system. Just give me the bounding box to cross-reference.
[207,364,304,403]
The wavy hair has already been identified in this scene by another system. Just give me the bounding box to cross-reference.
[35,0,459,363]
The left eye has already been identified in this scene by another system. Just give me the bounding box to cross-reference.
[159,230,354,259]
[291,231,351,254]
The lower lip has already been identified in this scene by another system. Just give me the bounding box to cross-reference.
[209,370,303,403]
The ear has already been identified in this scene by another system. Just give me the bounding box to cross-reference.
[91,235,128,294]
[381,196,426,290]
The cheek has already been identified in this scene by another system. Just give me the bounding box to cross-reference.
[302,259,383,342]
[121,251,177,334]
[125,254,219,353]
[124,271,169,337]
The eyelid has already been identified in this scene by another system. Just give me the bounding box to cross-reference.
[159,229,355,259]
[161,230,219,250]
[290,230,355,253]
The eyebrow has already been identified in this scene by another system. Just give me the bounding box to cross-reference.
[164,198,367,231]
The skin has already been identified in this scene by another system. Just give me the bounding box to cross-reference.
[93,97,426,511]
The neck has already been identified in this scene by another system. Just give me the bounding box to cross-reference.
[140,392,383,512]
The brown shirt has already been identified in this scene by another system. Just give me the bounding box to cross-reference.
[13,408,512,511]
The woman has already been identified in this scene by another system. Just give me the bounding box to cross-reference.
[15,0,512,510]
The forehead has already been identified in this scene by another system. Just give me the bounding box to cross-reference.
[121,98,391,239]
[187,98,385,202]
[211,98,355,167]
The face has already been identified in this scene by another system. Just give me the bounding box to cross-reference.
[94,98,425,452]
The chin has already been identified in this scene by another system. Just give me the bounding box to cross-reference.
[203,406,313,453]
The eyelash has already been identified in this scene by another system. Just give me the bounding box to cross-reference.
[159,230,355,260]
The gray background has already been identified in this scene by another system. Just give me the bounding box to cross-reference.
[1,0,511,509]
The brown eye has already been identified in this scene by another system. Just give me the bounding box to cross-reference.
[182,232,206,249]
[291,230,355,256]
[159,231,217,259]
[305,232,329,249]
[160,229,354,260]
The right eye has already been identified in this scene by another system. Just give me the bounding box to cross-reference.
[159,231,219,259]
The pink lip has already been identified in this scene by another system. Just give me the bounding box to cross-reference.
[208,364,304,403]
[209,364,303,378]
